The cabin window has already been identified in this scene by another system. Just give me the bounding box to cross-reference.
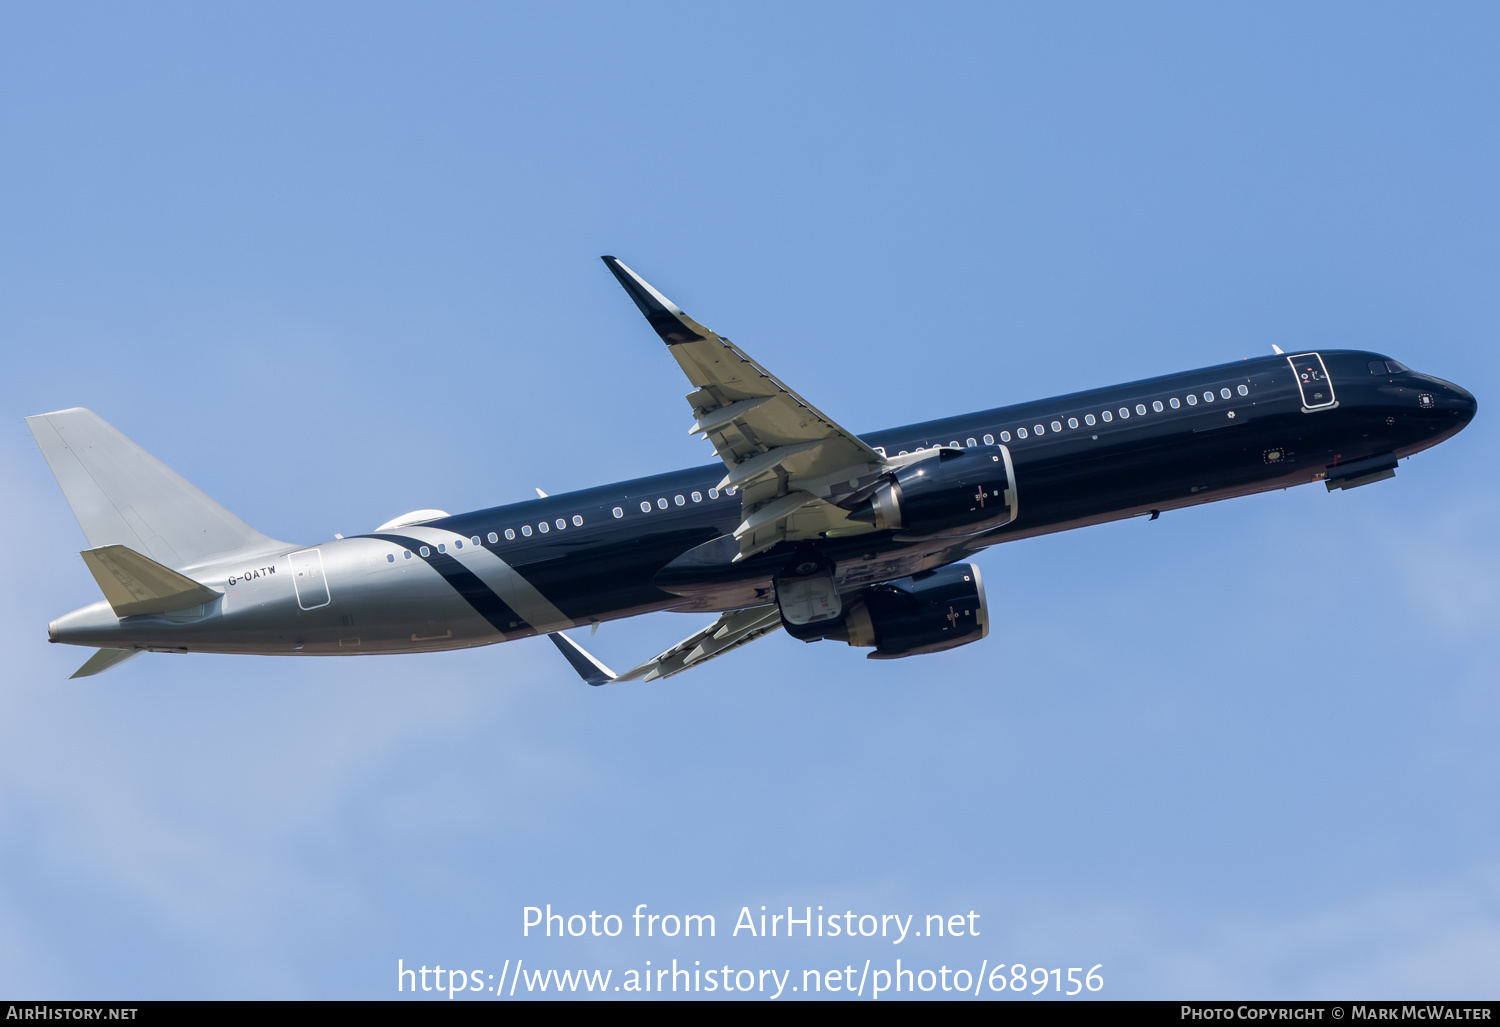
[949,440,960,448]
[1017,427,1028,439]
[674,495,685,506]
[471,536,481,546]
[539,522,549,533]
[1170,398,1180,409]
[1084,414,1095,426]
[487,532,498,543]
[640,501,651,512]
[1102,410,1113,422]
[1152,401,1163,413]
[966,438,977,447]
[1118,408,1130,419]
[612,508,623,519]
[709,489,719,499]
[555,518,566,529]
[727,486,737,495]
[1220,388,1232,400]
[454,540,462,549]
[521,526,532,536]
[1136,404,1147,416]
[572,515,583,526]
[420,546,431,556]
[404,550,412,559]
[1187,394,1198,406]
[1033,424,1045,435]
[657,498,668,509]
[1203,392,1215,403]
[998,432,1010,442]
[438,543,446,553]
[506,529,516,540]
[875,447,887,456]
[1067,417,1078,429]
[386,553,395,563]
[1238,385,1249,396]
[983,434,994,445]
[1051,421,1061,432]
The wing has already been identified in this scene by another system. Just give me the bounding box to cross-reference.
[602,257,891,560]
[548,605,782,685]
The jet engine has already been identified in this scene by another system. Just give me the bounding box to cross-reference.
[844,447,1014,539]
[822,563,989,659]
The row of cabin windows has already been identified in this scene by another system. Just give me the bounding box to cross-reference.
[611,485,736,518]
[875,384,1251,453]
[383,485,743,562]
[384,380,1242,560]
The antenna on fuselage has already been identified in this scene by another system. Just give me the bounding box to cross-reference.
[535,488,548,498]
[1272,345,1285,354]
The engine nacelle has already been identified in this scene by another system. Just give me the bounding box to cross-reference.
[845,446,1014,539]
[826,562,989,659]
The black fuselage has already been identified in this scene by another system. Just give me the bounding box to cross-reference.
[417,349,1474,631]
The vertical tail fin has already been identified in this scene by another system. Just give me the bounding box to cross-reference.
[26,408,289,571]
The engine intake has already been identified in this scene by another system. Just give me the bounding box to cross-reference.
[825,562,989,659]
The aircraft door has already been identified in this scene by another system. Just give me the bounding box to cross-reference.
[1288,353,1337,411]
[290,548,332,610]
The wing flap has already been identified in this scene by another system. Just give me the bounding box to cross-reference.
[547,606,782,685]
[619,605,782,681]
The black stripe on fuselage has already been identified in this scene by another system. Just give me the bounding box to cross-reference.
[361,532,528,637]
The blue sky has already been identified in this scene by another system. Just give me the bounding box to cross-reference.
[1,2,1497,1000]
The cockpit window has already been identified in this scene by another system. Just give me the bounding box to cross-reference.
[1368,360,1387,375]
[1386,360,1408,373]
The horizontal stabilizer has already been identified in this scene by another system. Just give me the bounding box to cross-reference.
[70,647,142,679]
[80,544,222,617]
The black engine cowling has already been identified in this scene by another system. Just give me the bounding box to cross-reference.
[824,562,989,659]
[845,446,1014,539]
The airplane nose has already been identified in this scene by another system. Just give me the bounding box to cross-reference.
[1449,382,1478,423]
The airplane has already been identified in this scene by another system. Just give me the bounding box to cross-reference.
[29,257,1477,682]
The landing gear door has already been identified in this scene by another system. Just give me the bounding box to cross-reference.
[1288,353,1337,411]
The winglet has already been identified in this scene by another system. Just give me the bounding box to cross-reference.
[600,256,709,344]
[547,631,617,686]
